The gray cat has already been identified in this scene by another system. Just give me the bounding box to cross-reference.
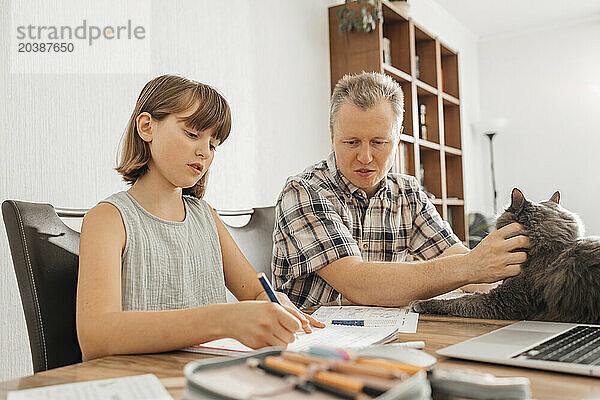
[410,188,600,323]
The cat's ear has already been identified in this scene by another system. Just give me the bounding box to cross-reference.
[549,191,560,204]
[510,188,526,212]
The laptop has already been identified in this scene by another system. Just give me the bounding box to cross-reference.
[437,320,600,376]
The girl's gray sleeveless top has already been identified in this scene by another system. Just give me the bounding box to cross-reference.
[101,191,227,311]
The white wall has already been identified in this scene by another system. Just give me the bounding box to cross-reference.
[478,17,600,233]
[0,0,331,381]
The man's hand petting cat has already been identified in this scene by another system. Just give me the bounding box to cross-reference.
[465,222,530,283]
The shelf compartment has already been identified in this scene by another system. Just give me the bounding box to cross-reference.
[383,64,412,84]
[416,86,439,144]
[382,7,411,76]
[414,26,437,89]
[384,68,413,138]
[419,147,442,199]
[448,204,466,241]
[400,81,413,137]
[415,79,437,96]
[445,153,464,199]
[443,98,461,149]
[398,140,414,176]
[440,44,459,98]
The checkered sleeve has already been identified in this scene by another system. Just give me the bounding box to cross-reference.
[273,179,362,283]
[407,177,460,260]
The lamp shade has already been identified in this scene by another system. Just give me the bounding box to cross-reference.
[476,117,508,135]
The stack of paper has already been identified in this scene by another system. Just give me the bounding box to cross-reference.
[182,305,419,355]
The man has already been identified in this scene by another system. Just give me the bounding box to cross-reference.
[272,72,529,309]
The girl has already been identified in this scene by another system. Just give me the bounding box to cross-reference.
[76,75,323,360]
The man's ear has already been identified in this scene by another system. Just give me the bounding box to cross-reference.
[136,112,154,142]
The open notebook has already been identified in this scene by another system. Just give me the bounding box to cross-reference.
[182,306,418,356]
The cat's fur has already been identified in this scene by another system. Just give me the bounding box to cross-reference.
[410,188,600,323]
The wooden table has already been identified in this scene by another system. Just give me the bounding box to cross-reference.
[2,315,600,399]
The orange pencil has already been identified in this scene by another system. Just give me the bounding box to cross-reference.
[264,356,385,397]
[281,351,329,365]
[281,351,404,380]
[355,357,426,375]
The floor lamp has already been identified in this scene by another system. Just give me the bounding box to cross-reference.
[484,132,498,214]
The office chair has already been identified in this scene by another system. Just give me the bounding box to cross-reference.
[217,206,276,282]
[2,200,87,372]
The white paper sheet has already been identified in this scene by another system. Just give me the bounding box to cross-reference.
[311,306,407,327]
[289,325,398,349]
[7,374,172,400]
[183,338,253,355]
[183,306,420,355]
[432,289,470,300]
[182,325,399,355]
[397,311,419,333]
[311,305,419,333]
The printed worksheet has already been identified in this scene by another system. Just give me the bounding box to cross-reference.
[7,374,172,400]
[289,325,398,349]
[311,306,419,333]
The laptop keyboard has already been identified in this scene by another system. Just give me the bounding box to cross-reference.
[516,326,600,364]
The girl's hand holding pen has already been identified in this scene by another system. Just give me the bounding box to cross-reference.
[226,301,303,349]
[274,292,326,334]
[256,273,325,334]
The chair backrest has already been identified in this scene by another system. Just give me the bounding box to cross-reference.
[2,200,86,372]
[217,206,276,281]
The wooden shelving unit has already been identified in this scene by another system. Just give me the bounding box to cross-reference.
[328,0,468,242]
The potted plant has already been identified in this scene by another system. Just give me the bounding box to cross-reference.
[337,0,408,33]
[337,0,383,33]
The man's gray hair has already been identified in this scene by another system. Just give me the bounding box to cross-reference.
[329,72,404,136]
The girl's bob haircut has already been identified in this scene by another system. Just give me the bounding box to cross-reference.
[116,74,232,198]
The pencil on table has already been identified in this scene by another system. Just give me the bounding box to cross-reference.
[281,351,405,380]
[355,357,426,375]
[264,356,386,397]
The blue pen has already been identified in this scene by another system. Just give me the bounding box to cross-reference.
[257,272,282,305]
[331,319,365,326]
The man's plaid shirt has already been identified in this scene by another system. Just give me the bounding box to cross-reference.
[272,153,460,309]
